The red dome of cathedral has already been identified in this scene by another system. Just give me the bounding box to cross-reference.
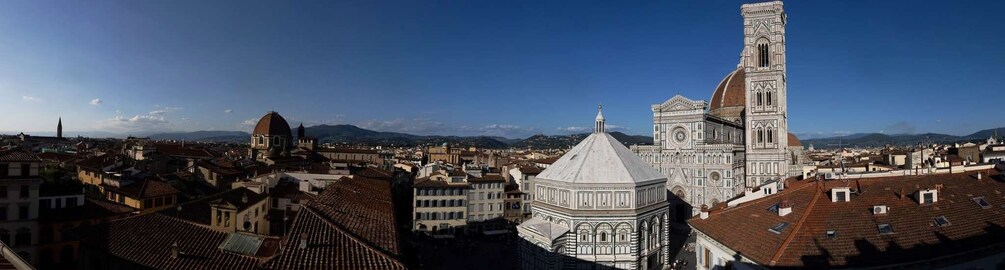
[252,111,293,137]
[709,68,746,121]
[787,132,802,147]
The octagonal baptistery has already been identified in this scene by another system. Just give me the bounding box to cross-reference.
[517,109,670,270]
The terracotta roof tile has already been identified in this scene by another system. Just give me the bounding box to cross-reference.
[691,170,1005,268]
[78,214,263,270]
[305,176,401,256]
[260,207,405,270]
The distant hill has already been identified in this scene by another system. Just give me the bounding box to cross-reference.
[511,132,653,149]
[148,131,250,143]
[801,127,1004,149]
[144,125,653,149]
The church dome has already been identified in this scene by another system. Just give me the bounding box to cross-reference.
[252,111,293,137]
[709,68,746,120]
[787,132,802,147]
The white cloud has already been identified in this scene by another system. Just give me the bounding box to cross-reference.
[22,96,41,102]
[357,119,537,138]
[89,98,103,105]
[557,125,628,134]
[224,109,233,114]
[149,110,167,116]
[95,114,169,132]
[557,126,591,133]
[239,118,258,129]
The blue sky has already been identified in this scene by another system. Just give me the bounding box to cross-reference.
[2,1,1003,139]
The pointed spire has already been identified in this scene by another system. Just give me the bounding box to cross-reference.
[57,117,63,139]
[595,104,605,133]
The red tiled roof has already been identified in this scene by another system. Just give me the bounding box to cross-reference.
[469,175,506,182]
[787,132,802,147]
[709,68,746,113]
[78,213,263,270]
[691,170,1005,268]
[0,149,41,162]
[260,207,406,270]
[413,177,471,188]
[305,176,401,256]
[76,154,118,171]
[154,143,215,158]
[252,111,293,137]
[353,167,393,180]
[113,178,179,199]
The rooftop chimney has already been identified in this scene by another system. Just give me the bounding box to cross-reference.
[977,172,982,180]
[171,242,179,259]
[299,233,308,249]
[778,200,793,217]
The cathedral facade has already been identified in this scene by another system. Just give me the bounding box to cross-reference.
[631,1,805,217]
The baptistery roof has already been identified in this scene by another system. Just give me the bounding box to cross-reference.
[537,132,666,185]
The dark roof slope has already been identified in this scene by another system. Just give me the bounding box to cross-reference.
[690,170,1005,268]
[306,176,400,256]
[78,213,262,270]
[260,207,406,270]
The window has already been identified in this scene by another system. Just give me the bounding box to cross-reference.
[769,222,789,234]
[878,224,894,235]
[767,129,774,144]
[826,230,837,240]
[600,232,607,242]
[20,164,29,177]
[757,92,763,106]
[923,193,934,204]
[14,228,30,247]
[0,186,5,199]
[836,191,847,202]
[934,216,950,227]
[766,92,773,106]
[0,206,6,221]
[758,42,770,67]
[18,205,28,220]
[974,197,992,209]
[19,185,29,198]
[757,130,764,143]
[0,164,7,177]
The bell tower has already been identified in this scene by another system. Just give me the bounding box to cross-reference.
[742,1,789,186]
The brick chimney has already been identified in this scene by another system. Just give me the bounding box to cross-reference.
[778,200,793,217]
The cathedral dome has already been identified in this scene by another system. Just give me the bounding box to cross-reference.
[709,68,746,120]
[252,111,293,137]
[787,132,802,147]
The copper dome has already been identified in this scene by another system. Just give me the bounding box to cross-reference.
[709,68,746,120]
[252,111,293,137]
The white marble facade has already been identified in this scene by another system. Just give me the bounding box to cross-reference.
[631,1,793,215]
[518,109,670,270]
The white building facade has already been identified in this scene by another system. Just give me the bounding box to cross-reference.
[631,1,803,218]
[518,108,670,270]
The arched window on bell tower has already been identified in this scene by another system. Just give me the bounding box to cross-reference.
[757,38,770,67]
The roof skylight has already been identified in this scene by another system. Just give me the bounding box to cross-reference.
[974,197,992,209]
[878,224,894,235]
[934,216,950,227]
[769,222,789,234]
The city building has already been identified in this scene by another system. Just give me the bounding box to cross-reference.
[249,111,294,162]
[0,150,43,263]
[690,168,1005,269]
[631,1,807,217]
[517,108,670,270]
[413,171,470,236]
